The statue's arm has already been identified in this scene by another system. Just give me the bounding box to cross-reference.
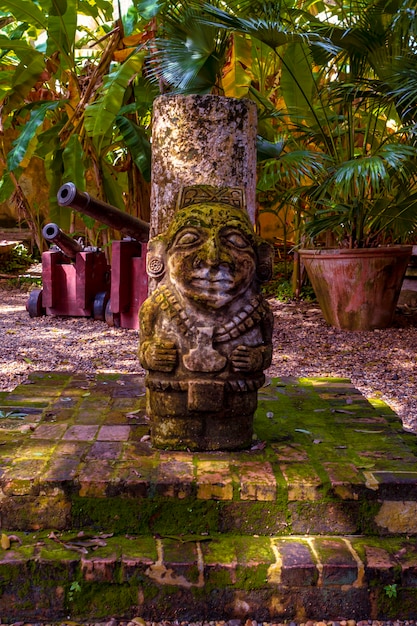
[230,299,274,372]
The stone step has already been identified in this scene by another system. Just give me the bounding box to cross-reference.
[0,531,415,621]
[0,373,417,536]
[1,373,417,622]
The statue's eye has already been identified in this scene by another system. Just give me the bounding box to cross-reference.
[223,231,250,249]
[175,231,200,246]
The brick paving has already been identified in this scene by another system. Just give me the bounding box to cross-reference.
[0,373,417,621]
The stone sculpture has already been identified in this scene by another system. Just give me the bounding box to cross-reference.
[139,186,274,450]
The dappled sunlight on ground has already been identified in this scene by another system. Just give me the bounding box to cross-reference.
[267,299,417,432]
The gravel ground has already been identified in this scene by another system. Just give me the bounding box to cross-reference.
[1,283,416,432]
[0,618,416,626]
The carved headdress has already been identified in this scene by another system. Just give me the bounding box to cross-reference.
[146,185,273,284]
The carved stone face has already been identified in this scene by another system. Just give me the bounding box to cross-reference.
[165,203,257,309]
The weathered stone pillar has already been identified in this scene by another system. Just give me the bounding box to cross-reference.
[150,94,258,236]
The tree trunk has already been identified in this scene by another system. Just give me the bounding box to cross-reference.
[150,94,257,236]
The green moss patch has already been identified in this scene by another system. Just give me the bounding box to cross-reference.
[71,496,221,535]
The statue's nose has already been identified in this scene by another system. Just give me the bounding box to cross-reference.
[204,236,222,266]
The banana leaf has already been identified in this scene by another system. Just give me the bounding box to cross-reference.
[115,115,151,182]
[7,100,61,171]
[62,133,86,190]
[84,51,145,149]
[221,34,253,98]
[0,0,46,28]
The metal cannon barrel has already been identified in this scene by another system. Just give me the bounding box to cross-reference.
[42,223,84,260]
[57,182,150,243]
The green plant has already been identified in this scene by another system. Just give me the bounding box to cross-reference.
[7,275,43,290]
[67,580,81,603]
[262,260,315,301]
[193,0,417,249]
[0,242,42,289]
[384,583,398,599]
[0,243,37,273]
[2,0,417,258]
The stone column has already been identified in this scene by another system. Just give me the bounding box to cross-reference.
[150,94,258,236]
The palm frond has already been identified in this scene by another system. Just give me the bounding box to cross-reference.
[200,3,305,50]
[257,147,328,192]
[147,2,230,93]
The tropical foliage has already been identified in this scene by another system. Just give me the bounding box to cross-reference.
[0,0,156,249]
[0,0,416,255]
[119,0,417,250]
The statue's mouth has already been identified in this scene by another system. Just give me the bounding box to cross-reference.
[190,269,234,290]
[191,277,234,291]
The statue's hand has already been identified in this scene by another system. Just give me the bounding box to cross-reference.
[231,345,263,372]
[141,340,177,372]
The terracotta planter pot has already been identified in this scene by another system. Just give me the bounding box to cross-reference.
[299,246,413,331]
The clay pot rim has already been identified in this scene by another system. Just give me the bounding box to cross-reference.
[298,245,413,259]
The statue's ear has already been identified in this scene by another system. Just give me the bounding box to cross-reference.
[146,238,166,281]
[256,240,274,282]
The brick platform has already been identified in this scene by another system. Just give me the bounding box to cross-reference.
[0,372,416,621]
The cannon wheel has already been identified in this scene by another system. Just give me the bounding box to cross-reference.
[26,289,45,318]
[105,299,120,328]
[93,292,110,321]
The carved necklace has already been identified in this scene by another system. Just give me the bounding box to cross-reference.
[152,284,266,343]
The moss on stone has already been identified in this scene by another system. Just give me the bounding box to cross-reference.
[71,496,221,535]
[68,581,138,618]
[0,398,49,408]
[234,563,270,590]
[203,565,237,589]
[371,586,417,619]
[234,535,274,563]
[356,500,382,535]
[220,501,289,535]
[202,535,237,565]
[96,373,123,381]
[352,535,408,554]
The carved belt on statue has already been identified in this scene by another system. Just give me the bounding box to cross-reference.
[146,376,265,412]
